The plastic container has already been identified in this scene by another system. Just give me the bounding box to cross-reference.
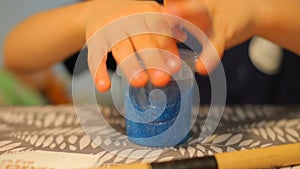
[122,49,196,147]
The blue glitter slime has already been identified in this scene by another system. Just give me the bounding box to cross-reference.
[124,79,194,147]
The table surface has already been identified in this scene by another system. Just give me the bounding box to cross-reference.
[0,105,299,169]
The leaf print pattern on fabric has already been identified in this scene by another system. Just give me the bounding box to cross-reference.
[238,139,254,147]
[225,134,243,146]
[79,135,91,150]
[0,105,299,168]
[0,142,22,152]
[212,133,232,144]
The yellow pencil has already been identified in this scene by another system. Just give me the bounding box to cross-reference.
[94,143,300,169]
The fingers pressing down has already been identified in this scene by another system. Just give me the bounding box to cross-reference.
[112,33,180,88]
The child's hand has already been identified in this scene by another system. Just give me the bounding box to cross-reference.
[84,0,182,92]
[164,0,259,75]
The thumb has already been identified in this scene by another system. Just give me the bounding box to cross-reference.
[163,0,223,74]
[195,30,225,75]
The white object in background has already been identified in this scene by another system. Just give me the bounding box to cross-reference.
[249,36,283,75]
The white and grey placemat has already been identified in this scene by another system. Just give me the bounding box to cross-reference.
[0,105,299,168]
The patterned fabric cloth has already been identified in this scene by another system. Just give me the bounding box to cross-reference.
[0,105,299,168]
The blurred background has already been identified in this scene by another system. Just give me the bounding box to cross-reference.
[0,0,78,105]
[1,0,300,106]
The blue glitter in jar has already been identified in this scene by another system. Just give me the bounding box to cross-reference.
[124,78,194,147]
[121,49,197,147]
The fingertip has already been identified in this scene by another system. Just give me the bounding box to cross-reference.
[167,57,182,74]
[157,38,182,74]
[195,59,209,76]
[149,69,171,87]
[130,71,149,88]
[95,78,111,92]
[194,39,224,76]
